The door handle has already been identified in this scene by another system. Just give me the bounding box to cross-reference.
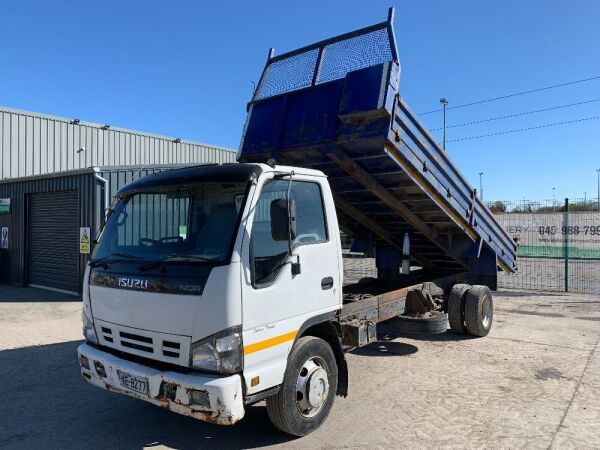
[321,277,334,290]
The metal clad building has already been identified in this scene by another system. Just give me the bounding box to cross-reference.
[0,165,205,294]
[0,105,236,295]
[0,106,235,180]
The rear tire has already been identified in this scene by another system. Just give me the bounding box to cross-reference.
[390,311,448,334]
[464,285,493,337]
[266,336,338,436]
[448,284,470,334]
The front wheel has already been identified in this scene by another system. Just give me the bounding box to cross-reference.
[266,336,338,436]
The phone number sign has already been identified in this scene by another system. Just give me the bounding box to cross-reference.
[496,212,600,259]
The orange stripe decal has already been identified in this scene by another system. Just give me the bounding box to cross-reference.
[244,331,298,355]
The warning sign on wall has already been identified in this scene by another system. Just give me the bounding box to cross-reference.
[80,227,91,254]
[1,227,8,249]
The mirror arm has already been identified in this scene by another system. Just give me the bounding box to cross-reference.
[291,254,301,276]
[286,171,295,256]
[286,171,301,276]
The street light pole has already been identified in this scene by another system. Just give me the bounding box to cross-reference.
[479,172,484,202]
[440,98,448,150]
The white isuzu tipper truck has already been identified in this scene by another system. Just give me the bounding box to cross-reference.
[78,10,516,436]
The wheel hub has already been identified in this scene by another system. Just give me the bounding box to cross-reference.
[296,357,329,417]
[307,367,328,408]
[481,297,492,328]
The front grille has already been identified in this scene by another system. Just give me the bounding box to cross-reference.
[161,340,181,358]
[101,326,113,343]
[163,341,180,349]
[120,331,152,344]
[121,340,153,353]
[119,330,154,353]
[95,319,187,366]
[96,344,192,374]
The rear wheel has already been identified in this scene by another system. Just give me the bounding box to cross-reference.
[448,284,470,334]
[266,336,338,436]
[464,285,493,337]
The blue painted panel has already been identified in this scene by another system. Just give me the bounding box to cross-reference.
[281,82,344,148]
[242,96,287,156]
[339,64,388,118]
[239,18,517,274]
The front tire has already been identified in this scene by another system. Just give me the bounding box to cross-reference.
[266,336,338,436]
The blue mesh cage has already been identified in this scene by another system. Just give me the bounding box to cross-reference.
[253,17,397,101]
[254,49,319,101]
[317,28,393,84]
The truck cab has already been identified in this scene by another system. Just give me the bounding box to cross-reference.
[78,163,346,433]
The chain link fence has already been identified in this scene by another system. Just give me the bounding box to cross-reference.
[489,198,600,294]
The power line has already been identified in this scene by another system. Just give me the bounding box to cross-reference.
[430,98,600,131]
[447,116,600,143]
[419,75,600,115]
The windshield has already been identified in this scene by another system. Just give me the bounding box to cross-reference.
[92,181,248,265]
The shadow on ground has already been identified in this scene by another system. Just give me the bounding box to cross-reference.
[0,285,80,303]
[493,290,565,298]
[374,322,475,342]
[0,341,294,449]
[350,340,419,357]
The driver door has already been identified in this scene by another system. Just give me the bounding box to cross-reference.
[240,173,341,393]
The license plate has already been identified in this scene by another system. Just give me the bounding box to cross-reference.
[117,370,148,395]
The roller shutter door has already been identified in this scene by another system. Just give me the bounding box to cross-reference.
[27,190,79,294]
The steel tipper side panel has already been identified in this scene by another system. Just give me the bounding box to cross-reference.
[385,97,517,272]
[238,9,517,275]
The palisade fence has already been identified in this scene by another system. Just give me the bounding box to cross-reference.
[488,198,600,294]
[341,198,600,293]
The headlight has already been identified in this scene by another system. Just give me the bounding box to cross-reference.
[82,310,98,344]
[190,326,243,374]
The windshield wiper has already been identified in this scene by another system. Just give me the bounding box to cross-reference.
[89,252,142,269]
[137,254,217,272]
[89,259,110,269]
[165,254,217,263]
[110,252,142,259]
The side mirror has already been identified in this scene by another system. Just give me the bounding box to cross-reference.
[270,198,297,242]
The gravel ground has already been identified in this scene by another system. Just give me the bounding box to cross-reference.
[0,285,599,449]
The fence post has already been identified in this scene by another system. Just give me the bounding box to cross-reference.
[563,198,569,292]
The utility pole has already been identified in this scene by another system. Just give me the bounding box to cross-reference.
[479,172,484,202]
[563,198,569,292]
[584,192,587,210]
[597,168,600,211]
[440,98,448,150]
[552,187,556,212]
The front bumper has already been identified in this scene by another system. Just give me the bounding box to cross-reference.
[77,343,245,425]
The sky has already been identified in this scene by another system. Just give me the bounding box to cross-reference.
[1,0,599,202]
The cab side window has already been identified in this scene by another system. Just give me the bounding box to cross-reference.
[292,181,328,245]
[251,179,328,287]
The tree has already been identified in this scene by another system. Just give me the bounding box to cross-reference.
[489,201,507,213]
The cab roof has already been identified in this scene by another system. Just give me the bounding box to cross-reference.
[117,163,325,195]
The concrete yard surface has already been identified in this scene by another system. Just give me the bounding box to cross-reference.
[0,286,599,449]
